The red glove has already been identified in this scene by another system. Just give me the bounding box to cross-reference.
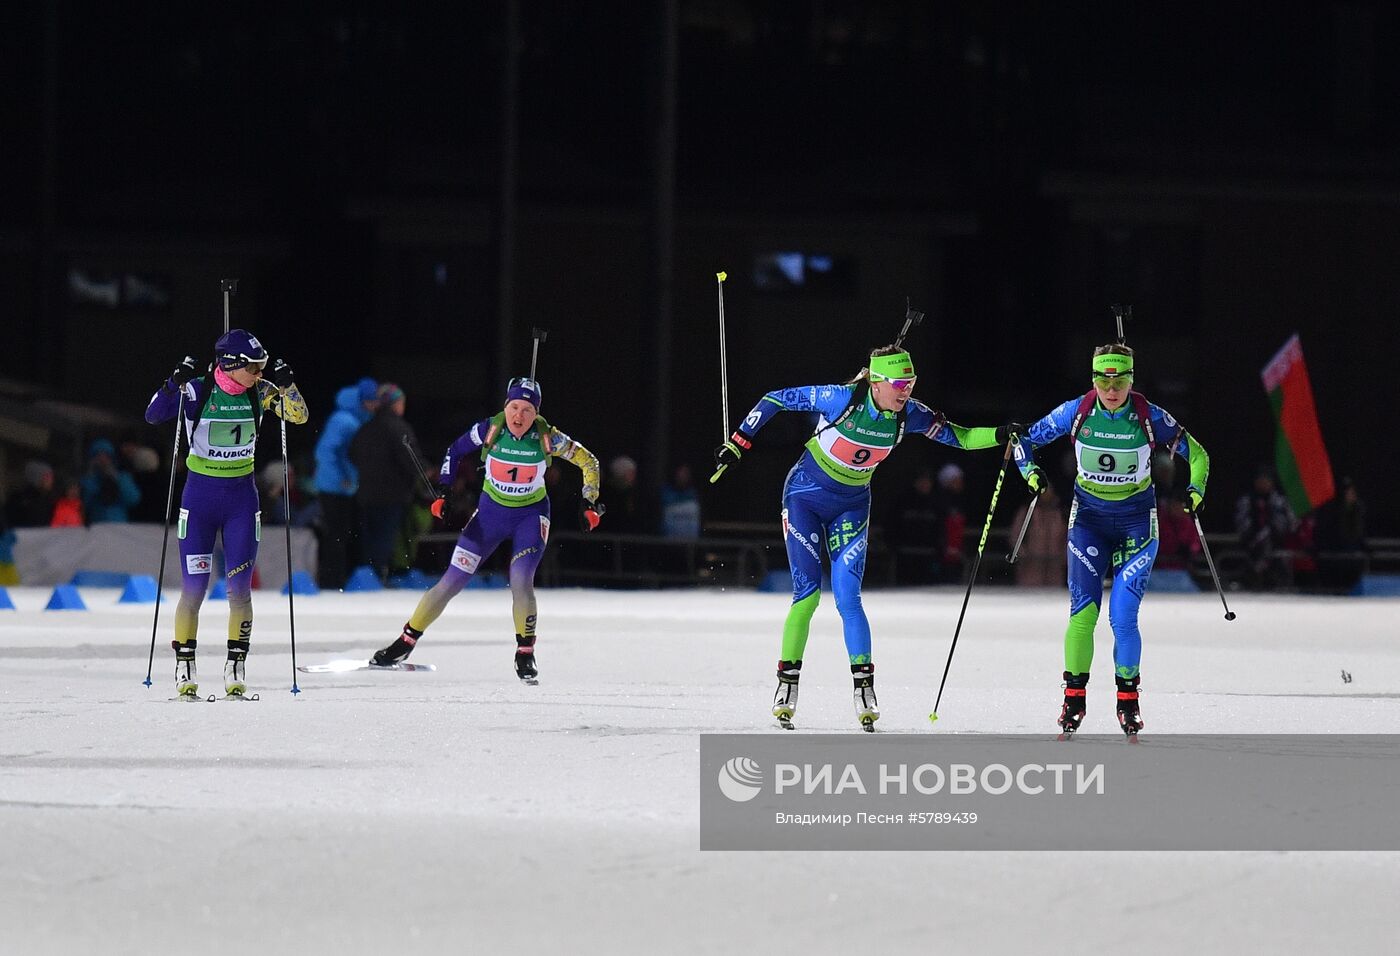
[580,500,605,532]
[430,497,447,519]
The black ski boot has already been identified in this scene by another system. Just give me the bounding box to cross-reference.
[515,635,538,684]
[772,660,801,729]
[1116,675,1143,739]
[372,623,422,666]
[1057,671,1089,739]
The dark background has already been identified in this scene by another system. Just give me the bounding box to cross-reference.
[4,1,1396,533]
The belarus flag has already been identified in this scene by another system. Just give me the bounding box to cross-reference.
[1260,334,1334,516]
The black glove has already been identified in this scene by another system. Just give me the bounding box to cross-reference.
[1184,488,1205,514]
[270,358,295,389]
[995,422,1028,444]
[170,356,199,388]
[580,500,605,532]
[714,431,752,470]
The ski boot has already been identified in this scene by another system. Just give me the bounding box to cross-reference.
[772,660,801,730]
[1116,675,1143,740]
[1057,671,1089,740]
[173,640,198,698]
[852,663,879,732]
[224,639,249,697]
[372,623,422,667]
[515,635,538,685]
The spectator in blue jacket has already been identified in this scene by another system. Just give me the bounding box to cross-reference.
[313,377,378,588]
[79,438,142,524]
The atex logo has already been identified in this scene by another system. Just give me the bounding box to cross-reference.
[717,757,764,802]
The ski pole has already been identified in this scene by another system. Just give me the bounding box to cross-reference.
[401,434,440,500]
[281,413,301,694]
[710,271,731,483]
[1006,435,1037,564]
[1007,495,1038,565]
[1192,511,1236,621]
[143,393,185,687]
[929,439,1014,723]
[529,327,548,380]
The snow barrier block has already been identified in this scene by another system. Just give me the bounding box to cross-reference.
[1149,569,1198,593]
[1354,574,1400,597]
[388,568,436,590]
[208,577,228,600]
[118,574,163,604]
[343,566,384,592]
[70,570,131,588]
[45,585,88,610]
[281,570,320,595]
[0,586,15,610]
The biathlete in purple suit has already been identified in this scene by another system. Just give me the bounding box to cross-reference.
[144,330,309,698]
[371,376,603,683]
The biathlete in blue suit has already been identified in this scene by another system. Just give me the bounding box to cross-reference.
[714,346,1005,731]
[1009,343,1210,737]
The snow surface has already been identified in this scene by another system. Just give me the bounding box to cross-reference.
[4,585,1400,955]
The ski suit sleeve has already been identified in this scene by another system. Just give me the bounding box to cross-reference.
[1011,398,1078,482]
[260,382,309,424]
[904,400,1000,450]
[145,378,204,424]
[736,385,855,438]
[1151,404,1210,497]
[547,427,601,503]
[438,417,493,487]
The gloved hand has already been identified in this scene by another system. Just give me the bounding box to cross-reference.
[170,356,199,388]
[1026,465,1048,496]
[1184,487,1205,514]
[430,496,449,520]
[714,431,752,470]
[995,422,1028,445]
[580,500,605,532]
[270,359,295,389]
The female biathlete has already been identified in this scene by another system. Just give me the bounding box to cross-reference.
[1009,343,1209,738]
[144,329,309,698]
[714,346,1006,731]
[370,377,603,683]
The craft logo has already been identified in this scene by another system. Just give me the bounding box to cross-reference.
[717,757,763,802]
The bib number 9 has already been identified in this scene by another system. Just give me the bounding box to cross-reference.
[1080,446,1139,476]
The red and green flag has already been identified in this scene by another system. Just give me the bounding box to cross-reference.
[1260,334,1334,516]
